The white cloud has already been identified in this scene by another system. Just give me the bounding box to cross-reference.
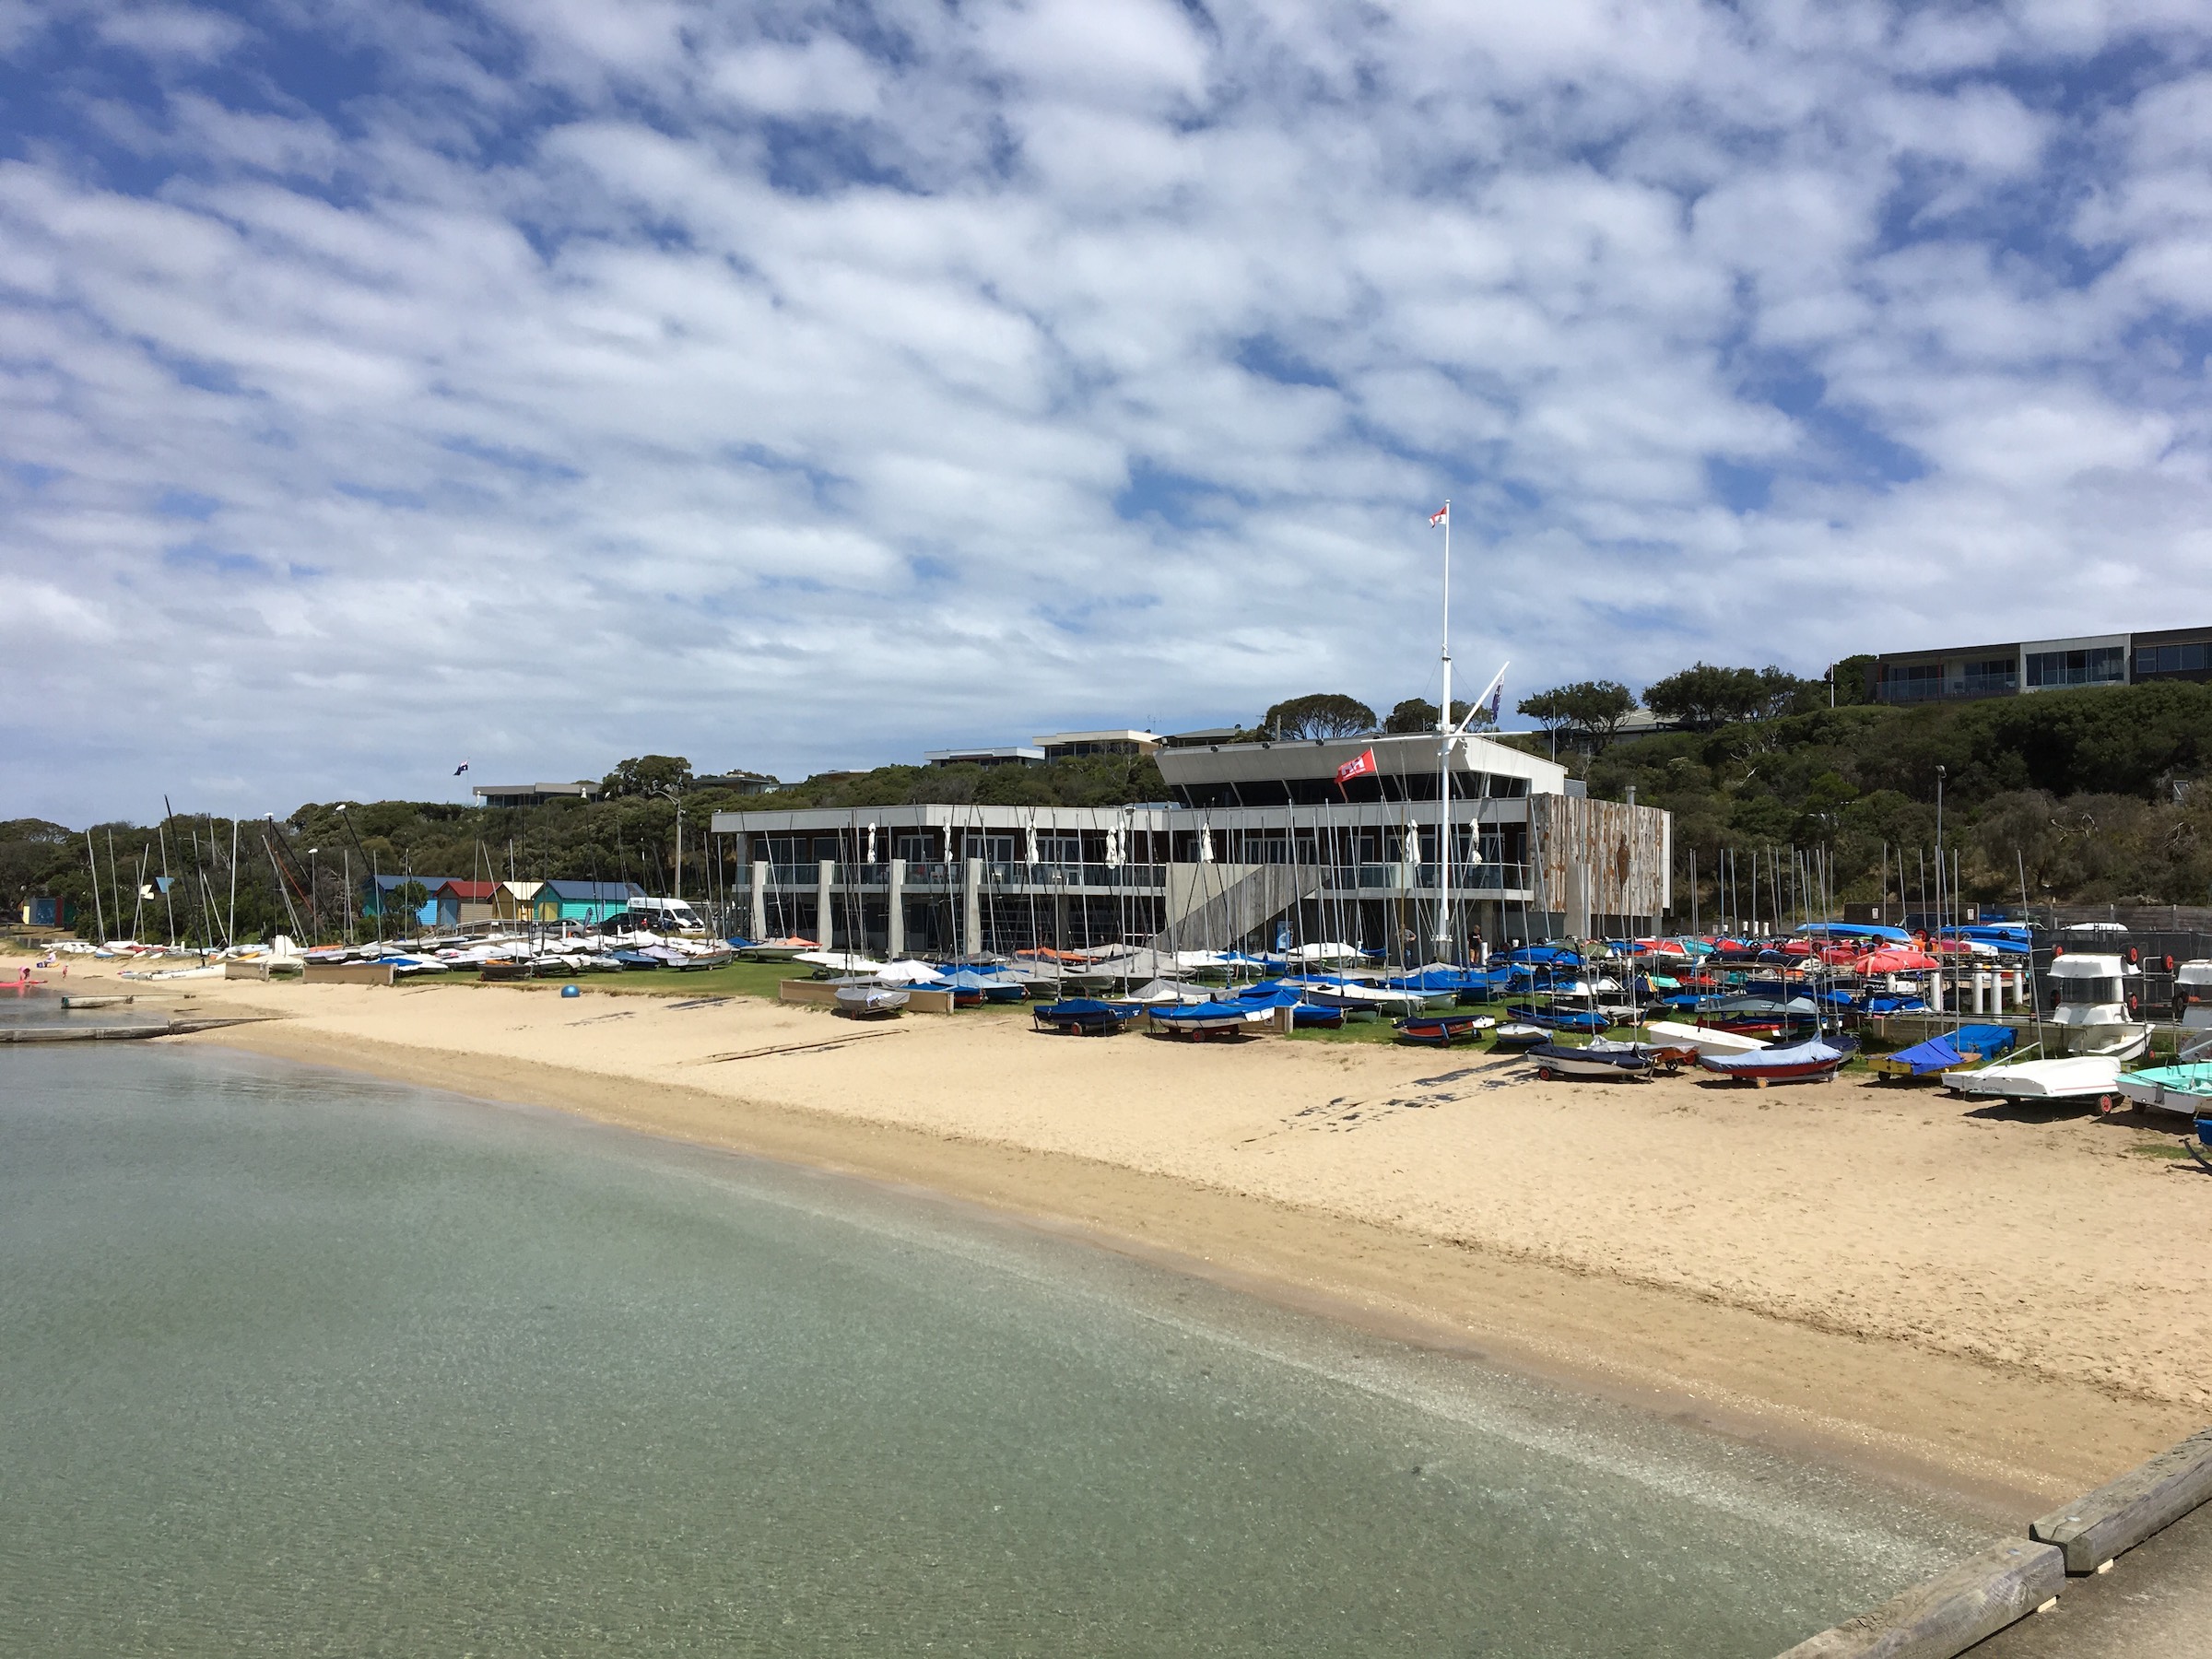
[92,4,249,63]
[0,0,2208,821]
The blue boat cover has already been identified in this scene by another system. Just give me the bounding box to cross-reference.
[1702,1040,1849,1072]
[1149,1000,1259,1023]
[1882,1034,1969,1075]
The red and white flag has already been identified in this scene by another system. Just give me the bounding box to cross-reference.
[1335,747,1377,785]
[1429,504,1449,526]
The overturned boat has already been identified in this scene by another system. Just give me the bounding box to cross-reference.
[1699,1039,1850,1087]
[1945,1053,2124,1104]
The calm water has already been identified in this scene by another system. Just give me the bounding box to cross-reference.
[0,988,170,1033]
[0,1046,1989,1656]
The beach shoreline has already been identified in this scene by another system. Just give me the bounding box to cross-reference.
[37,961,2202,1514]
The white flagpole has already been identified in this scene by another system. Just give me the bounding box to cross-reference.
[1436,501,1453,957]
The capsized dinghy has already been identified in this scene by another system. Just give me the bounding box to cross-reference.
[1392,1010,1494,1048]
[1032,997,1135,1035]
[1945,1053,2123,1104]
[1867,1024,2017,1080]
[1524,1041,1653,1080]
[1641,1019,1770,1060]
[1146,1001,1265,1039]
[1700,1039,1850,1086]
[835,984,909,1018]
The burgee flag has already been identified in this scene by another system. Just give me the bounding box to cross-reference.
[1335,747,1377,785]
[1429,504,1449,526]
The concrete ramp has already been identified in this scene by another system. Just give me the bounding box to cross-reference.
[1148,863,1309,955]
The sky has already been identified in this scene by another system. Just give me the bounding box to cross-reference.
[5,0,2209,824]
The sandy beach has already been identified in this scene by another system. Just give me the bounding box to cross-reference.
[36,961,2210,1512]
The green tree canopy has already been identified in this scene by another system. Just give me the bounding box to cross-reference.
[600,755,695,798]
[1516,681,1638,753]
[1261,693,1377,740]
[1642,664,1764,730]
[1829,654,1877,708]
[1382,697,1487,734]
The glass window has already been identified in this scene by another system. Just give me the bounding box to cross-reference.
[2027,647,2125,688]
[1879,663,1947,701]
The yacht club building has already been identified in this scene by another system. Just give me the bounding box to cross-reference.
[709,732,1670,961]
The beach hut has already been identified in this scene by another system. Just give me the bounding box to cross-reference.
[360,876,456,928]
[538,879,646,925]
[493,881,558,924]
[430,879,501,928]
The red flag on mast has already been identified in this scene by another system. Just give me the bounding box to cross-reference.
[1335,747,1377,786]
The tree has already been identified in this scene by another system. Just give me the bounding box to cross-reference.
[1260,693,1376,740]
[1642,663,1766,731]
[1516,681,1638,754]
[1829,654,1877,708]
[601,755,694,799]
[1753,666,1824,720]
[1382,697,1485,734]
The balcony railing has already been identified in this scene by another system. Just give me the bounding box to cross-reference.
[751,863,1169,890]
[749,861,1529,893]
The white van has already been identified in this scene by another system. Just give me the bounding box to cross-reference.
[625,898,707,935]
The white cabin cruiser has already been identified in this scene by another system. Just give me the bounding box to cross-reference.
[2171,959,2212,1035]
[2046,952,2151,1060]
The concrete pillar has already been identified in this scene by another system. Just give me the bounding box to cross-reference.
[816,858,835,949]
[962,857,982,959]
[749,859,768,942]
[888,859,906,959]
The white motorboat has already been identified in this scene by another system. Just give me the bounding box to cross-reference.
[1641,1019,1771,1059]
[2064,1021,2153,1062]
[1946,1054,2124,1103]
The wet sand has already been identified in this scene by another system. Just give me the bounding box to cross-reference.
[44,962,2207,1512]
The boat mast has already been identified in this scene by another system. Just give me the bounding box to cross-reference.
[1434,500,1453,960]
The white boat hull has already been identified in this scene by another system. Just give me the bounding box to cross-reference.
[1641,1019,1770,1059]
[2060,1022,2152,1063]
[2112,1075,2211,1115]
[1947,1055,2123,1102]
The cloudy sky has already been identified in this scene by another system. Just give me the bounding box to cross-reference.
[6,0,2208,822]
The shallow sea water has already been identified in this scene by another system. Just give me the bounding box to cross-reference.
[0,1044,1992,1656]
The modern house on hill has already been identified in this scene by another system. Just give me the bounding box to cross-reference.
[1868,624,2212,704]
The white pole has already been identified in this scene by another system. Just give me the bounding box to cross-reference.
[1436,500,1453,956]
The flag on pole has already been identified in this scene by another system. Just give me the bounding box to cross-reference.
[1429,505,1449,526]
[1335,747,1378,785]
[1453,663,1510,735]
[453,760,470,776]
